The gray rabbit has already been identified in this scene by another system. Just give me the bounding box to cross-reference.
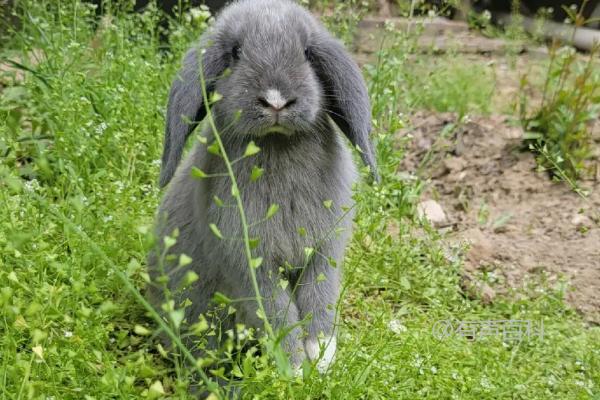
[148,0,377,374]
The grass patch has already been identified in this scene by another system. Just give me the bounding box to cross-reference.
[0,2,598,398]
[408,56,495,117]
[361,28,495,118]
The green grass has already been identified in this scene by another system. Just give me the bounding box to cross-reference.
[408,55,495,117]
[362,27,495,118]
[1,2,599,399]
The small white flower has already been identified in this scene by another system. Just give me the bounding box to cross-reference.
[480,376,493,389]
[96,122,108,135]
[412,354,423,368]
[64,331,73,338]
[24,179,40,192]
[388,319,407,334]
[189,7,203,21]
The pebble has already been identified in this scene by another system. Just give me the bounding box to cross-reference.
[417,200,448,227]
[571,214,591,227]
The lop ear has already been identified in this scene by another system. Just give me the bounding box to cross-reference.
[159,41,227,187]
[309,34,379,182]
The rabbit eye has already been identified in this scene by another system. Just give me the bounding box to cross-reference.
[232,45,240,60]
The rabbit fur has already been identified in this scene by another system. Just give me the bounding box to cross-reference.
[148,0,377,373]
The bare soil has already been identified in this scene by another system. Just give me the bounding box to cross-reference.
[354,15,600,323]
[399,112,600,323]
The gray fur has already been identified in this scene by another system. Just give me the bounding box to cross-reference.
[149,0,376,370]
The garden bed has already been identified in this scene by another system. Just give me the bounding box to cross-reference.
[399,111,600,323]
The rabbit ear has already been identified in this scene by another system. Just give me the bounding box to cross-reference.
[159,43,227,187]
[309,34,379,182]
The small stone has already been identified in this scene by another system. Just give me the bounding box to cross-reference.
[417,200,448,227]
[443,157,467,173]
[503,126,524,140]
[571,214,591,227]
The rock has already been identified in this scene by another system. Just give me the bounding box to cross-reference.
[503,126,524,140]
[443,157,467,173]
[417,200,448,227]
[571,213,591,228]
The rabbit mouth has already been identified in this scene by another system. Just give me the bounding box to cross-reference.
[261,125,294,136]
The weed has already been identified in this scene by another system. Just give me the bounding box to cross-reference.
[519,43,599,181]
[517,1,600,182]
[313,0,369,46]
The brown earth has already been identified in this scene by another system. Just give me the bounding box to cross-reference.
[398,112,600,323]
[354,15,600,324]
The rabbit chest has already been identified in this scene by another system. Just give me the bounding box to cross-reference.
[199,134,357,273]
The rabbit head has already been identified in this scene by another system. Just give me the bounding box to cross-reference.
[159,0,378,187]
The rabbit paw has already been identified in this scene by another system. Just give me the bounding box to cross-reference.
[304,336,337,373]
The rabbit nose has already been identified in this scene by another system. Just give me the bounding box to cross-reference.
[259,89,296,111]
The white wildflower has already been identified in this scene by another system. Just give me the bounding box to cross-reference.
[24,179,40,192]
[388,319,408,335]
[96,122,108,135]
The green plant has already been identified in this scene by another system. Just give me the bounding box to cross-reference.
[518,0,600,182]
[412,58,494,117]
[318,0,369,47]
[364,24,494,119]
[519,43,599,181]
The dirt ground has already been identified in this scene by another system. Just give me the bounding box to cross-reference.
[399,112,600,323]
[354,15,600,324]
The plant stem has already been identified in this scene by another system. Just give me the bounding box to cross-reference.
[195,48,274,341]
